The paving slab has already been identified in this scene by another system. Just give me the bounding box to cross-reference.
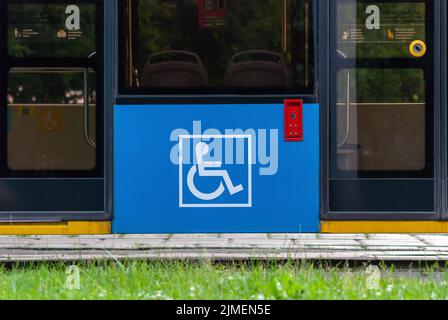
[0,234,445,262]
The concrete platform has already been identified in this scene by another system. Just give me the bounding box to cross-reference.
[1,234,448,262]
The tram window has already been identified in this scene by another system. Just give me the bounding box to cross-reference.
[121,0,314,93]
[7,3,96,58]
[336,68,426,172]
[7,69,97,171]
[337,2,426,59]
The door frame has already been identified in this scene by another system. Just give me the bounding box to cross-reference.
[0,0,112,221]
[442,0,448,220]
[320,0,443,221]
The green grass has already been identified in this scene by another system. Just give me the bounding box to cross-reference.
[0,261,447,300]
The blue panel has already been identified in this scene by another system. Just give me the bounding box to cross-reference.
[113,104,320,233]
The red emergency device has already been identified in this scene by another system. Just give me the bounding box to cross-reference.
[284,99,303,142]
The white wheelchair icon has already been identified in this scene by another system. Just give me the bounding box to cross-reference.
[187,142,244,201]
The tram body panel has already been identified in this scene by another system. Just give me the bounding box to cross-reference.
[113,103,319,233]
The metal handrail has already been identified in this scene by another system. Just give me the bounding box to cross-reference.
[10,67,95,74]
[336,102,425,106]
[83,68,97,150]
[8,104,97,107]
[336,50,351,148]
[10,65,97,149]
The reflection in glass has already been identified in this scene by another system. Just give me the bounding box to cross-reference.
[123,0,313,91]
[7,68,97,171]
[336,69,426,172]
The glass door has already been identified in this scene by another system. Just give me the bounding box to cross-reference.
[0,0,104,216]
[328,0,437,217]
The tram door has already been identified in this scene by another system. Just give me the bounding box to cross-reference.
[0,1,105,218]
[328,0,437,218]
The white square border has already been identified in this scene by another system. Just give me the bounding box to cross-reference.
[179,135,253,208]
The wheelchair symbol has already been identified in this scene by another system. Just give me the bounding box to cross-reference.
[44,111,58,131]
[179,134,252,208]
[187,142,244,201]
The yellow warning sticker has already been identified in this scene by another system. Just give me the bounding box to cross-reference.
[16,107,36,117]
